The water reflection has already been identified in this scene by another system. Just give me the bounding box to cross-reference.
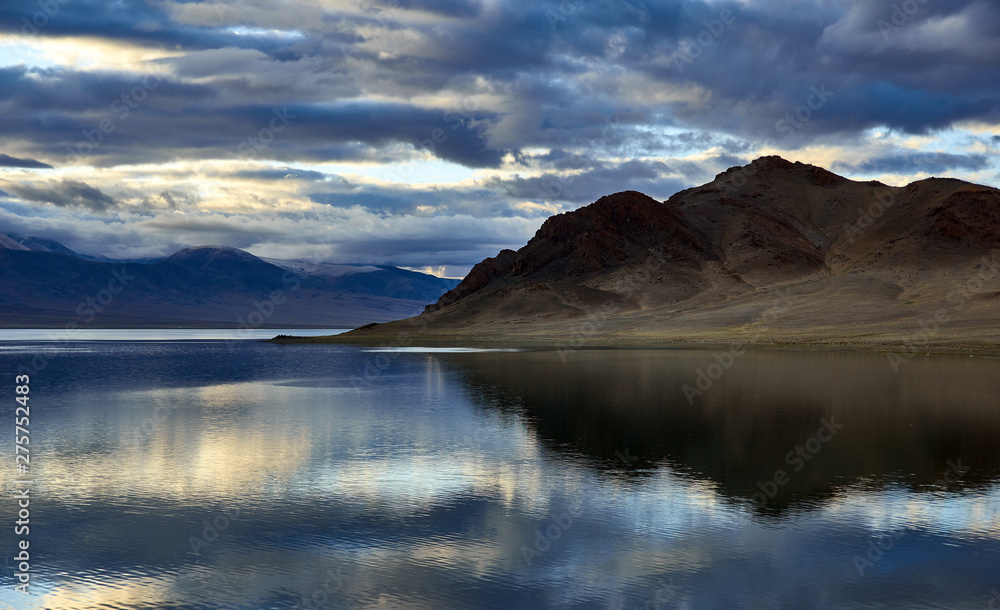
[445,349,1000,513]
[0,343,996,609]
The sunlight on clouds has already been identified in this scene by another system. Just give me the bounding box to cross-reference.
[955,120,1000,136]
[350,159,478,185]
[0,0,997,272]
[163,0,324,29]
[578,71,708,107]
[401,265,453,278]
[408,88,510,115]
[0,38,57,68]
[753,142,894,181]
[514,201,562,215]
[225,26,305,39]
[1,35,183,72]
[360,27,429,62]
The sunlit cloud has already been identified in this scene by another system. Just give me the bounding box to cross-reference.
[0,0,997,271]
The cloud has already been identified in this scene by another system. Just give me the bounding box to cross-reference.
[0,65,503,167]
[1,0,999,271]
[232,167,333,182]
[2,179,117,211]
[0,198,542,274]
[485,156,733,204]
[0,154,52,169]
[6,1,1000,162]
[395,0,485,18]
[834,152,990,176]
[0,0,315,56]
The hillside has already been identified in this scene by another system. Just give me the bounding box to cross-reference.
[0,244,459,328]
[283,157,1000,350]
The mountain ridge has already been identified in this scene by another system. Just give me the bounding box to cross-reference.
[294,156,1000,350]
[0,243,460,328]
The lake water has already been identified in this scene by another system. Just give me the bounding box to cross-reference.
[0,329,349,342]
[0,335,999,609]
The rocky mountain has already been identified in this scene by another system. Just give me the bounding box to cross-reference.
[308,156,1000,349]
[1,232,133,261]
[0,234,29,251]
[0,243,459,328]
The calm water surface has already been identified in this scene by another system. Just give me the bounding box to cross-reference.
[0,329,348,342]
[0,335,998,609]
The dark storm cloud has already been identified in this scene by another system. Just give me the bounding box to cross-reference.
[306,156,722,214]
[0,65,501,167]
[4,179,117,211]
[375,0,999,148]
[0,0,317,57]
[834,152,990,176]
[361,3,555,75]
[287,103,503,167]
[0,65,212,115]
[395,0,484,18]
[0,154,52,169]
[5,0,999,166]
[432,0,1000,147]
[2,0,999,270]
[333,234,516,266]
[307,183,515,217]
[645,0,1000,143]
[485,159,695,204]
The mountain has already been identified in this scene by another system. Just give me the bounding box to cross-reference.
[0,245,459,328]
[1,233,164,263]
[0,234,30,251]
[261,258,462,303]
[301,156,1000,349]
[165,245,289,280]
[9,234,84,258]
[3,233,114,261]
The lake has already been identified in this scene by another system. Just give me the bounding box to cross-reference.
[0,334,998,609]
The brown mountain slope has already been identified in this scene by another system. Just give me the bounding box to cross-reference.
[281,157,1000,350]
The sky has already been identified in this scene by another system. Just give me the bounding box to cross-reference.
[0,0,998,277]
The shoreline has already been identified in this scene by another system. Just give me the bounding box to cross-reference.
[265,332,1000,357]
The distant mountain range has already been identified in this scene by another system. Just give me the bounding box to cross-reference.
[306,156,1000,350]
[0,232,162,263]
[0,240,459,328]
